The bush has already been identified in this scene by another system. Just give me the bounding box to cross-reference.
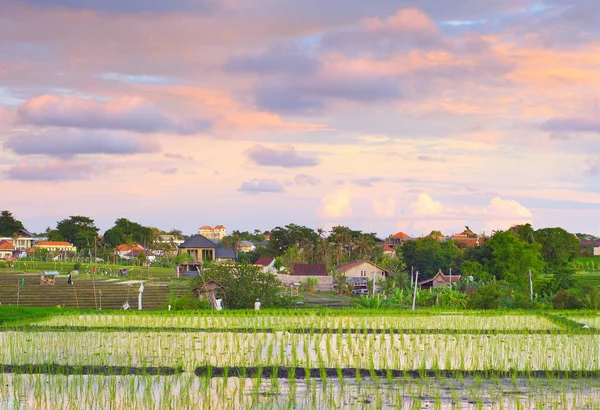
[552,288,584,309]
[168,294,209,311]
[468,282,501,309]
[73,262,81,271]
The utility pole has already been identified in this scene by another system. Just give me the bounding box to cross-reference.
[412,271,419,311]
[529,269,533,301]
[410,266,414,287]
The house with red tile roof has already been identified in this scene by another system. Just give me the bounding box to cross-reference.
[34,241,77,252]
[385,231,411,247]
[382,245,395,257]
[116,244,145,258]
[0,240,15,259]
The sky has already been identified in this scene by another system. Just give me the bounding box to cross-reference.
[0,0,599,237]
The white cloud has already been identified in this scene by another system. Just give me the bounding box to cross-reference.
[317,186,353,218]
[373,198,396,217]
[402,194,533,235]
[409,193,444,216]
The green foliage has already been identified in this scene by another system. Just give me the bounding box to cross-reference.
[432,287,468,309]
[330,269,351,295]
[357,294,391,309]
[468,282,502,309]
[174,253,193,264]
[534,227,580,271]
[552,288,584,309]
[47,230,65,242]
[400,238,460,279]
[56,216,99,251]
[168,293,209,311]
[460,260,492,282]
[136,251,147,265]
[487,230,545,288]
[553,265,576,291]
[103,218,156,248]
[509,223,536,243]
[0,210,25,237]
[73,262,81,271]
[303,277,318,292]
[267,224,318,256]
[192,262,290,309]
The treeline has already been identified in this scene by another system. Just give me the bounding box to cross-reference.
[0,211,183,258]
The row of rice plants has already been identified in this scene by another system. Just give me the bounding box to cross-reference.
[0,372,599,409]
[1,330,598,372]
[29,312,560,332]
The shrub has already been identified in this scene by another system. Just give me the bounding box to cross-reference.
[169,294,209,311]
[552,288,584,309]
[468,282,501,309]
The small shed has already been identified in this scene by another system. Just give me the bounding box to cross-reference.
[193,279,225,308]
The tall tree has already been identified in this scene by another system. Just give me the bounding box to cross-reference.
[534,227,580,272]
[0,210,25,237]
[103,218,155,248]
[487,230,545,288]
[510,223,536,244]
[399,238,459,279]
[56,216,99,251]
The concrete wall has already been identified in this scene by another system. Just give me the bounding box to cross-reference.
[277,274,334,291]
[594,247,600,257]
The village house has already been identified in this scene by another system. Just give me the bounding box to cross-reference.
[176,234,236,276]
[0,230,35,250]
[581,240,600,257]
[337,260,389,282]
[449,228,484,248]
[254,256,278,274]
[116,244,145,258]
[277,263,333,291]
[382,245,395,257]
[123,249,157,262]
[418,269,461,290]
[198,225,227,243]
[337,260,389,293]
[385,231,411,247]
[237,240,256,253]
[33,241,77,253]
[0,240,15,260]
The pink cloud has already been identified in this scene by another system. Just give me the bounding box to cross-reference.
[17,94,210,134]
[5,160,96,181]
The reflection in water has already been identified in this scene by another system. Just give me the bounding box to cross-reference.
[0,373,599,409]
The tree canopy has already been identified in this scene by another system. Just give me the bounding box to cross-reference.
[0,210,25,237]
[55,216,99,251]
[192,262,289,309]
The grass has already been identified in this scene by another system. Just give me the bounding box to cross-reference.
[0,307,57,325]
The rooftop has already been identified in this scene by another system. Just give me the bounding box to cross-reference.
[179,235,217,249]
[291,263,328,276]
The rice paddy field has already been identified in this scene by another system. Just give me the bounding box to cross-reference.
[2,309,600,409]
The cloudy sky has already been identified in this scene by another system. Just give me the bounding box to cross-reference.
[1,0,599,237]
